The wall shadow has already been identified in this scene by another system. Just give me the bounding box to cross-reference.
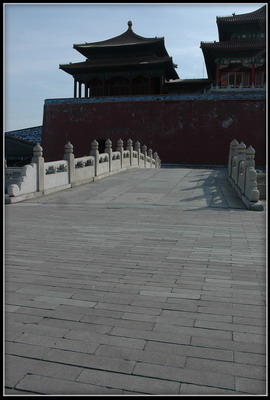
[177,169,247,211]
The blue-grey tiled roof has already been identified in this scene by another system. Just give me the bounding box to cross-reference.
[5,126,42,144]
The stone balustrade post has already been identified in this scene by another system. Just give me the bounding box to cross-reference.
[228,139,239,178]
[116,138,124,168]
[154,152,159,168]
[232,141,246,184]
[156,154,161,168]
[142,145,147,168]
[63,141,75,185]
[148,148,153,168]
[90,139,99,176]
[31,143,44,192]
[238,141,246,161]
[227,139,263,210]
[126,138,133,166]
[245,146,256,169]
[245,146,260,202]
[134,141,140,167]
[105,139,112,172]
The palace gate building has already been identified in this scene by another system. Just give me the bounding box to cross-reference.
[41,6,266,166]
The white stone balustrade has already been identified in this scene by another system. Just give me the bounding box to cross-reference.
[228,139,264,210]
[6,164,37,197]
[44,159,69,193]
[73,155,95,186]
[5,138,160,203]
[5,167,23,192]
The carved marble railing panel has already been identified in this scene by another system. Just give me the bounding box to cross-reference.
[5,138,161,202]
[74,155,95,183]
[5,167,23,193]
[98,153,109,175]
[111,151,121,171]
[44,160,69,190]
[7,164,37,197]
[123,150,130,168]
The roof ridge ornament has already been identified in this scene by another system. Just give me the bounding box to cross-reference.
[128,20,132,30]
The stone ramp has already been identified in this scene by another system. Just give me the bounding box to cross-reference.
[17,167,246,209]
[5,168,266,395]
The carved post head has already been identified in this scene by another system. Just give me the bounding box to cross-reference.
[105,138,112,148]
[91,139,99,152]
[246,145,255,159]
[64,141,73,154]
[230,139,239,151]
[33,143,43,157]
[142,145,147,154]
[148,148,153,157]
[238,141,246,155]
[134,141,140,151]
[126,138,133,151]
[245,145,256,167]
[105,139,112,154]
[116,138,123,151]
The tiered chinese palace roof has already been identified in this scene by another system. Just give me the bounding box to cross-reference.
[60,21,179,88]
[200,5,266,80]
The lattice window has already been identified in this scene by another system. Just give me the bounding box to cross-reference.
[255,71,266,87]
[221,71,250,87]
[107,77,130,96]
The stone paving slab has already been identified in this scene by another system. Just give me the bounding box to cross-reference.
[4,167,267,395]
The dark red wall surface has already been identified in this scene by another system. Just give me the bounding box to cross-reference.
[41,96,266,166]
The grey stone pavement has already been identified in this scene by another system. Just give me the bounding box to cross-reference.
[4,167,267,395]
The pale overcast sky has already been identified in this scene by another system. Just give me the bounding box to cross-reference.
[4,2,266,131]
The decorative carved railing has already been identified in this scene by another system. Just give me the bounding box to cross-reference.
[208,83,266,92]
[228,139,264,210]
[5,138,160,202]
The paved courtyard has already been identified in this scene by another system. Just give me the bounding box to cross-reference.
[4,167,266,395]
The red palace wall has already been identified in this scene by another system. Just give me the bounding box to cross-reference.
[41,94,266,166]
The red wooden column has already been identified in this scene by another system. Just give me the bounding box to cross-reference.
[147,77,151,94]
[160,77,164,94]
[73,78,77,98]
[251,63,256,86]
[102,78,106,96]
[84,83,88,98]
[215,63,221,86]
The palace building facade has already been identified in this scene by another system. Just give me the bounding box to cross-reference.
[41,6,266,166]
[201,5,266,90]
[59,21,179,98]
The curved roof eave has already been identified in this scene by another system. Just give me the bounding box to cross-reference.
[200,38,265,50]
[74,24,164,49]
[59,57,179,80]
[216,5,266,24]
[74,36,164,49]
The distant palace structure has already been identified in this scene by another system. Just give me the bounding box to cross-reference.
[7,5,266,167]
[59,6,266,96]
[59,20,179,97]
[201,5,266,89]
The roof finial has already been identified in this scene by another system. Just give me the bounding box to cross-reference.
[128,21,132,30]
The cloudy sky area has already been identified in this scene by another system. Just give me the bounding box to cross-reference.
[4,2,265,131]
